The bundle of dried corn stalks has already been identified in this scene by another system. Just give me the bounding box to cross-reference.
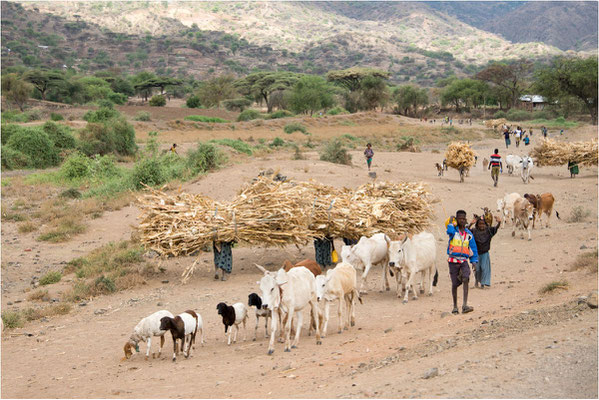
[531,138,598,166]
[444,141,476,170]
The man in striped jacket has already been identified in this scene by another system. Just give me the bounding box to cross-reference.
[488,149,503,187]
[446,211,478,314]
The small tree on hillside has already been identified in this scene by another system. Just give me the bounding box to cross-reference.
[197,75,237,108]
[23,69,65,100]
[393,85,429,117]
[234,71,301,112]
[287,75,335,116]
[1,73,33,111]
[476,60,531,109]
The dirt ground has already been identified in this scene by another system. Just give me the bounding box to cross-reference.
[1,119,598,398]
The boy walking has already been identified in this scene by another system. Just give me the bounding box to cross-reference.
[446,210,478,314]
[488,149,502,187]
[364,143,374,171]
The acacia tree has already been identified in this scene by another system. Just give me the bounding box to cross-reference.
[1,73,33,111]
[327,67,390,112]
[23,69,65,100]
[393,85,429,117]
[196,75,237,108]
[476,60,532,109]
[534,56,598,125]
[234,71,301,112]
[326,67,389,92]
[287,75,335,115]
[440,79,488,111]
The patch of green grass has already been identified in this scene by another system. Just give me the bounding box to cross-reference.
[1,310,23,329]
[571,250,598,273]
[539,280,569,294]
[209,139,252,155]
[270,137,285,147]
[38,217,86,242]
[184,115,229,123]
[340,120,356,126]
[2,178,11,187]
[1,211,27,222]
[66,241,144,279]
[340,133,359,141]
[39,271,62,286]
[528,118,578,129]
[283,122,308,135]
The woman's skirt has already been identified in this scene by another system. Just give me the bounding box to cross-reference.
[477,252,491,286]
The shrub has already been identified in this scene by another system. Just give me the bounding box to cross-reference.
[320,138,352,165]
[6,127,59,168]
[187,142,221,174]
[186,95,202,108]
[60,152,92,179]
[506,109,532,121]
[131,157,165,189]
[1,145,31,170]
[108,92,127,105]
[237,109,261,122]
[28,289,50,302]
[50,113,64,121]
[42,122,77,150]
[539,280,569,294]
[184,115,229,123]
[1,311,23,329]
[223,98,251,112]
[571,250,598,273]
[83,107,119,123]
[210,139,252,155]
[39,270,62,286]
[94,275,117,294]
[568,206,590,223]
[270,137,285,147]
[396,136,419,151]
[283,122,308,135]
[134,111,151,121]
[269,110,294,119]
[59,188,82,199]
[493,110,507,119]
[149,95,166,107]
[531,110,553,120]
[327,106,349,115]
[107,117,137,156]
[78,118,137,157]
[1,124,23,145]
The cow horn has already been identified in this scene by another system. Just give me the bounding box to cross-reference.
[254,263,268,274]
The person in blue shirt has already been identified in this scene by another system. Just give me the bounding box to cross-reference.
[446,210,478,314]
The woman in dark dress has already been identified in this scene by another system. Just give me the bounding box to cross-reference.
[469,216,501,289]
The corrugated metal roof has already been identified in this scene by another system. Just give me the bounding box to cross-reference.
[519,95,547,103]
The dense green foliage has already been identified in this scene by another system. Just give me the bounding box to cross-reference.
[237,109,262,121]
[287,75,335,115]
[184,115,229,123]
[186,95,202,108]
[42,121,77,149]
[283,122,308,135]
[149,95,166,106]
[6,127,60,168]
[320,138,352,165]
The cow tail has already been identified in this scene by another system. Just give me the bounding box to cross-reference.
[555,210,560,220]
[432,268,439,287]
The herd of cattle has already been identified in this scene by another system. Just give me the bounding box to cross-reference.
[438,153,535,184]
[497,191,558,240]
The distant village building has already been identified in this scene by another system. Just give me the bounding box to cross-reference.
[519,95,548,111]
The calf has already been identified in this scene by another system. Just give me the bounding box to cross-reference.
[524,193,560,228]
[248,293,271,341]
[255,264,321,355]
[520,156,534,183]
[497,192,522,226]
[505,154,522,175]
[159,310,201,362]
[315,262,362,337]
[512,197,535,240]
[341,233,390,294]
[386,232,437,303]
[216,302,248,345]
[283,259,322,276]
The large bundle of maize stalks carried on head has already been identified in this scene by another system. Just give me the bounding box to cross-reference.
[531,138,598,166]
[444,141,476,170]
[484,118,507,130]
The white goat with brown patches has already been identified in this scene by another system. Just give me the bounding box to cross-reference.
[123,310,174,361]
[315,262,362,337]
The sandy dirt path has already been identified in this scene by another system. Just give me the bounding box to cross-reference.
[2,131,597,398]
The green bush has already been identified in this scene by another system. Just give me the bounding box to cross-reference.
[396,136,419,151]
[108,92,127,105]
[107,117,137,156]
[506,109,532,121]
[532,110,554,120]
[270,137,285,147]
[493,110,507,119]
[1,110,42,123]
[149,95,166,107]
[78,118,137,157]
[50,113,64,121]
[131,157,165,189]
[186,95,202,108]
[283,122,308,135]
[6,127,59,168]
[134,111,151,121]
[223,98,251,112]
[42,122,77,150]
[187,142,221,174]
[320,138,352,165]
[210,139,252,155]
[269,110,294,119]
[83,107,119,123]
[1,145,31,170]
[60,152,92,179]
[1,311,23,329]
[327,106,349,115]
[94,275,116,294]
[237,109,261,122]
[39,271,62,286]
[90,154,119,178]
[184,115,229,123]
[1,124,23,145]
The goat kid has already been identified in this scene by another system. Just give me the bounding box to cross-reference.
[216,302,248,345]
[159,310,202,362]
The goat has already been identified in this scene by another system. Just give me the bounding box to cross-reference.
[435,163,444,177]
[159,310,202,362]
[248,293,271,341]
[216,302,248,345]
[123,310,174,361]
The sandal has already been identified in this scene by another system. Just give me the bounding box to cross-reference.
[452,307,459,315]
[462,305,474,314]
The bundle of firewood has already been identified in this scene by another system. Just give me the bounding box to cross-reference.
[531,138,598,166]
[444,141,476,170]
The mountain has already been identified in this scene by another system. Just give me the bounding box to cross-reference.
[2,1,594,87]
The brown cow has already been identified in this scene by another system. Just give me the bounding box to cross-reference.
[283,259,322,277]
[523,193,560,228]
[512,198,535,240]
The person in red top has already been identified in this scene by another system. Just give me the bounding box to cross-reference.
[488,148,503,187]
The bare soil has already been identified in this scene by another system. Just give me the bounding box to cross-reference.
[1,118,597,398]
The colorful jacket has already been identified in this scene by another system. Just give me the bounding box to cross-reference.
[446,223,478,264]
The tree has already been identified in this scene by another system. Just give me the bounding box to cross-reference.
[23,69,65,100]
[476,60,532,108]
[440,79,488,111]
[326,67,390,92]
[359,75,390,111]
[1,74,33,111]
[534,57,598,125]
[196,75,237,108]
[287,75,335,116]
[234,71,301,112]
[392,85,429,117]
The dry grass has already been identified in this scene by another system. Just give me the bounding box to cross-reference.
[539,280,569,294]
[1,304,72,329]
[18,221,39,233]
[38,215,87,242]
[567,206,591,223]
[570,250,598,273]
[27,289,51,302]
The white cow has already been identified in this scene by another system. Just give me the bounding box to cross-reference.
[315,262,361,337]
[386,232,437,303]
[255,265,321,355]
[497,192,522,226]
[505,154,522,175]
[341,233,390,294]
[512,197,535,240]
[520,156,534,183]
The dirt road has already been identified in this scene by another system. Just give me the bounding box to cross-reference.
[2,130,597,398]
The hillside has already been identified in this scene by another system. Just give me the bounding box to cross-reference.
[2,1,593,87]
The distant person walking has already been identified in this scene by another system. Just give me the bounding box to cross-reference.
[469,215,501,289]
[568,160,579,178]
[170,143,178,154]
[488,148,503,187]
[503,129,511,149]
[364,143,374,171]
[514,128,521,147]
[542,126,548,138]
[523,134,530,146]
